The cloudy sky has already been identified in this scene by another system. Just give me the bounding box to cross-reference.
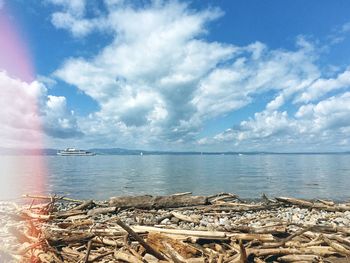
[1,0,350,152]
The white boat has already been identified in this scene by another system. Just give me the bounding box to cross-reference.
[57,148,96,156]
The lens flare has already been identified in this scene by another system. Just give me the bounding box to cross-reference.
[0,3,46,200]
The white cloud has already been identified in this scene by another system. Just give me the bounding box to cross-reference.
[0,71,44,148]
[54,1,236,146]
[43,95,82,138]
[296,68,350,103]
[51,12,98,37]
[48,0,86,15]
[0,70,80,148]
[202,91,350,151]
[52,1,324,148]
[328,21,350,44]
[48,0,109,37]
[48,1,350,150]
[296,92,350,131]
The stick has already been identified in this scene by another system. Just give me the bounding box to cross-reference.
[163,242,187,263]
[69,200,94,211]
[239,240,247,263]
[83,240,93,263]
[323,235,350,256]
[115,218,166,260]
[22,194,82,203]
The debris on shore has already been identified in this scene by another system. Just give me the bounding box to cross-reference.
[1,192,350,262]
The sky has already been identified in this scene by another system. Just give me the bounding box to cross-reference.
[1,0,350,152]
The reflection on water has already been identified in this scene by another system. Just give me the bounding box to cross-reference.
[1,154,350,200]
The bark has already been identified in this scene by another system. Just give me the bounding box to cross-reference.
[109,195,208,208]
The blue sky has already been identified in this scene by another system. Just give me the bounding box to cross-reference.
[1,0,350,151]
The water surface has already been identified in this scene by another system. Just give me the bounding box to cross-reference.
[1,154,349,200]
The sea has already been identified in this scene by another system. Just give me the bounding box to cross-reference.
[1,154,350,201]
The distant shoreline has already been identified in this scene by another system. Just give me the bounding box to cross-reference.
[1,147,350,156]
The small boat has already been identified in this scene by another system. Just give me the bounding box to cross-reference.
[57,148,96,156]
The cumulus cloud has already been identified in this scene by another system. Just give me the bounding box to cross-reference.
[52,1,320,147]
[54,1,236,145]
[202,91,350,151]
[48,1,350,150]
[0,71,44,148]
[0,71,80,148]
[295,68,350,103]
[48,0,108,37]
[296,92,350,131]
[43,95,83,138]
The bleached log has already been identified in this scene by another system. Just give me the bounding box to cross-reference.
[171,212,200,224]
[114,251,144,263]
[147,232,199,258]
[277,254,320,262]
[109,195,208,208]
[249,246,337,257]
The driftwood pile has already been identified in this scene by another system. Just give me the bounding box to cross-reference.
[1,192,350,262]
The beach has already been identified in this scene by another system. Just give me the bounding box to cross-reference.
[1,193,350,262]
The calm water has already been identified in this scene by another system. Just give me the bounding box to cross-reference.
[1,154,350,200]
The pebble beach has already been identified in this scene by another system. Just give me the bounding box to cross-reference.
[1,193,350,262]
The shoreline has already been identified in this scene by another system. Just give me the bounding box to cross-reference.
[1,193,350,262]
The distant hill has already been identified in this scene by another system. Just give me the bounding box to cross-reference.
[90,148,144,155]
[0,147,349,156]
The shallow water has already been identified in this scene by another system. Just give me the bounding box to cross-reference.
[1,154,350,200]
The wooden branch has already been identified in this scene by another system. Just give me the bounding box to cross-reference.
[114,251,144,263]
[22,194,82,203]
[69,200,94,211]
[115,218,166,260]
[132,225,227,239]
[87,207,116,216]
[21,210,52,220]
[89,251,114,262]
[83,240,93,263]
[248,246,337,257]
[276,197,350,212]
[277,254,320,262]
[323,235,350,256]
[163,242,187,263]
[147,232,199,258]
[171,212,200,224]
[171,192,192,196]
[91,236,124,247]
[239,240,247,263]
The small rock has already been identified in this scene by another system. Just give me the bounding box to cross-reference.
[170,216,180,224]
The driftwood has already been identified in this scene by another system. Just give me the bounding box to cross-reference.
[1,192,349,262]
[115,217,166,260]
[114,251,144,263]
[277,254,321,262]
[69,200,94,211]
[109,195,208,208]
[147,232,199,258]
[276,196,350,212]
[22,194,82,203]
[87,207,116,216]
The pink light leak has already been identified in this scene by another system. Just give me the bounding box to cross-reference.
[0,6,34,82]
[0,4,47,200]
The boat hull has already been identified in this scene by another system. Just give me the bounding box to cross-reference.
[57,152,96,156]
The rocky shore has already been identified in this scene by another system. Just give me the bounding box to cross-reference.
[1,193,350,262]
